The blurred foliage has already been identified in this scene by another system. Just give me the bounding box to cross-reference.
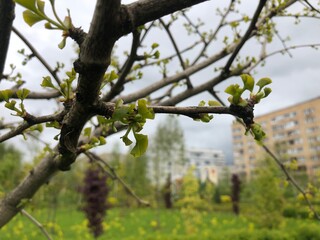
[244,156,286,229]
[0,143,23,194]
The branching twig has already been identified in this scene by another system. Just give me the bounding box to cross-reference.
[222,0,267,75]
[103,30,141,101]
[262,145,320,220]
[192,0,235,65]
[245,43,320,73]
[159,19,193,89]
[0,0,15,79]
[20,209,53,240]
[0,110,66,143]
[12,26,62,85]
[85,152,150,206]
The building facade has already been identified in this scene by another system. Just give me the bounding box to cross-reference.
[232,97,320,180]
[185,148,225,184]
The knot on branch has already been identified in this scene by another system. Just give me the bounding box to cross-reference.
[68,27,87,46]
[230,100,254,127]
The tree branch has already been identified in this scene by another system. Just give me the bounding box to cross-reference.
[20,209,53,240]
[12,26,62,85]
[0,0,15,79]
[120,0,209,36]
[85,152,150,207]
[103,30,141,102]
[160,19,193,89]
[222,0,267,75]
[0,110,66,143]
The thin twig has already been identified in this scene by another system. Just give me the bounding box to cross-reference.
[222,0,267,74]
[262,145,320,220]
[12,26,62,85]
[159,19,193,89]
[192,0,235,65]
[0,110,66,143]
[20,209,53,240]
[103,30,141,101]
[85,152,150,206]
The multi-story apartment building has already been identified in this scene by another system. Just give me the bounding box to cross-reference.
[186,148,225,184]
[232,97,320,180]
[148,148,226,185]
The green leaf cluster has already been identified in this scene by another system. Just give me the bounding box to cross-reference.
[143,42,160,61]
[225,74,272,144]
[41,68,77,101]
[194,100,219,123]
[0,88,30,117]
[15,0,73,49]
[225,74,272,106]
[105,99,155,157]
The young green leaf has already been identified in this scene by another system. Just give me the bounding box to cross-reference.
[137,99,154,120]
[58,37,67,49]
[200,114,213,123]
[251,123,266,143]
[121,135,133,146]
[263,87,272,98]
[16,88,30,100]
[15,0,37,12]
[23,10,44,26]
[208,100,222,107]
[36,0,45,14]
[41,76,56,89]
[130,133,148,158]
[0,89,13,102]
[83,127,92,138]
[99,136,106,145]
[198,100,206,107]
[151,43,159,49]
[241,74,254,92]
[5,100,17,111]
[256,77,272,92]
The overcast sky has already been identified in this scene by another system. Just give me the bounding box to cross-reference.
[1,0,320,164]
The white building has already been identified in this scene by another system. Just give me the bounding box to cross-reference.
[185,148,225,184]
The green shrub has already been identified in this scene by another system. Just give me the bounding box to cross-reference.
[282,206,309,219]
[294,224,320,240]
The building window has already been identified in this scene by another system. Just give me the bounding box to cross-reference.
[233,135,242,140]
[284,120,298,129]
[304,108,314,115]
[287,129,300,136]
[305,117,316,123]
[307,126,319,133]
[311,155,320,161]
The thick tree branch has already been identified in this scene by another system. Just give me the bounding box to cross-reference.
[0,0,15,79]
[0,150,59,227]
[58,0,122,170]
[120,0,209,36]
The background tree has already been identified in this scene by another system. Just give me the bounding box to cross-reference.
[246,156,285,229]
[0,143,22,193]
[148,115,185,206]
[0,0,319,228]
[231,174,241,215]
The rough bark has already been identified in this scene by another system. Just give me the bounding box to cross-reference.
[0,0,15,79]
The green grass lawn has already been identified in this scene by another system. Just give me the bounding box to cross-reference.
[1,207,320,240]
